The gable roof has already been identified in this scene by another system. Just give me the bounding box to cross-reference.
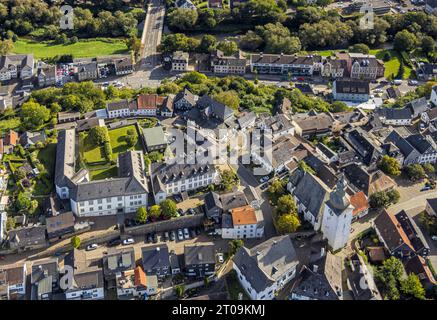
[197,95,234,121]
[291,252,343,300]
[289,169,331,219]
[350,191,369,216]
[230,205,258,225]
[141,244,170,271]
[184,244,216,265]
[233,235,299,293]
[373,210,414,253]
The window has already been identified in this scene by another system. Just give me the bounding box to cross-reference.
[117,196,123,201]
[88,200,94,205]
[97,199,103,204]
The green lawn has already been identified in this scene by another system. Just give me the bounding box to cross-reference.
[80,134,106,164]
[13,38,129,59]
[36,143,57,178]
[89,166,118,181]
[108,125,142,160]
[374,49,412,79]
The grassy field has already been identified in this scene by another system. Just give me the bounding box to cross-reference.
[36,143,57,178]
[13,38,129,59]
[89,166,118,181]
[374,49,412,79]
[108,125,142,160]
[80,134,106,164]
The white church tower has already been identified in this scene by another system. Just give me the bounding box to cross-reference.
[321,175,354,251]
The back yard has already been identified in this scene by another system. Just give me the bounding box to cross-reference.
[80,125,143,180]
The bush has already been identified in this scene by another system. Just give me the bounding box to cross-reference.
[103,142,112,162]
[71,236,81,249]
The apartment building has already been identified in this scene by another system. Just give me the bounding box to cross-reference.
[150,161,219,204]
[221,205,264,239]
[210,49,246,75]
[0,54,34,81]
[55,130,149,217]
[172,51,189,72]
[250,53,322,76]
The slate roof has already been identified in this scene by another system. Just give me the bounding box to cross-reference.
[426,198,437,213]
[0,54,33,72]
[219,191,248,212]
[407,97,429,118]
[204,191,222,212]
[71,269,104,290]
[342,163,395,195]
[291,252,343,300]
[405,255,436,286]
[54,129,77,189]
[250,54,322,66]
[395,210,430,254]
[184,244,216,265]
[9,225,47,248]
[103,248,135,278]
[106,99,131,111]
[197,95,234,121]
[46,212,75,235]
[293,113,333,133]
[233,235,299,293]
[343,128,381,166]
[289,169,330,220]
[175,89,198,107]
[141,244,171,272]
[31,258,59,285]
[70,151,148,202]
[237,112,257,129]
[334,79,370,95]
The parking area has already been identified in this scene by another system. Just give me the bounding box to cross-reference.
[84,232,229,262]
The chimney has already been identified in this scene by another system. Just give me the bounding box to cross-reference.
[320,247,325,257]
[313,265,318,273]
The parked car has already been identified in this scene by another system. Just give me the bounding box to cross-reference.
[177,229,184,241]
[86,244,98,251]
[164,231,170,241]
[260,183,269,190]
[408,79,418,85]
[122,238,135,245]
[259,176,269,183]
[190,228,196,238]
[108,238,121,247]
[170,230,176,241]
[152,233,158,243]
[421,186,431,191]
[183,228,190,240]
[146,233,153,243]
[178,208,185,216]
[431,235,437,241]
[188,208,196,215]
[217,253,224,264]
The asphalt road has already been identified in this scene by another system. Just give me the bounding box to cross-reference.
[140,0,165,66]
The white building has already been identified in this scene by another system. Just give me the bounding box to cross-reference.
[2,264,27,297]
[431,86,437,106]
[106,99,135,118]
[55,130,149,217]
[116,267,158,299]
[65,270,105,300]
[221,205,264,239]
[0,212,6,243]
[320,176,354,252]
[172,51,189,72]
[0,54,34,81]
[233,235,299,300]
[150,161,219,204]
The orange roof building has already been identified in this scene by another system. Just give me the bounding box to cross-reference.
[350,191,369,218]
[137,94,165,111]
[222,205,265,239]
[134,266,147,287]
[4,130,18,146]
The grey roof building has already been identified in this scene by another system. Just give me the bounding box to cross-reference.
[233,235,299,300]
[197,95,234,122]
[141,244,171,278]
[288,169,331,228]
[142,126,167,152]
[291,252,343,300]
[103,248,136,282]
[184,244,216,278]
[8,225,48,251]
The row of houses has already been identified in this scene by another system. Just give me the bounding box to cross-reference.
[171,51,385,81]
[0,241,218,300]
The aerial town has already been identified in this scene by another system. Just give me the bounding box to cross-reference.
[0,0,437,303]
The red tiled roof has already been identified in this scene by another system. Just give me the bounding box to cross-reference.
[231,205,258,225]
[5,130,18,146]
[137,94,165,110]
[374,210,414,252]
[350,191,369,216]
[134,266,147,287]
